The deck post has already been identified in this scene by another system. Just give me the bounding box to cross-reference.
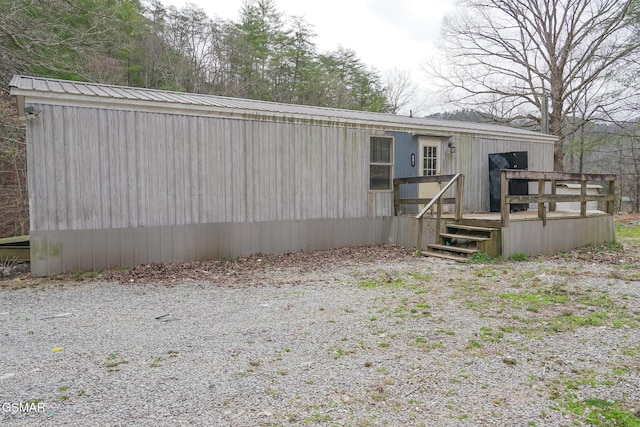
[550,180,557,212]
[393,181,400,216]
[538,178,547,226]
[580,176,587,217]
[500,170,509,227]
[455,174,464,220]
[435,197,443,243]
[607,178,616,215]
[416,217,423,253]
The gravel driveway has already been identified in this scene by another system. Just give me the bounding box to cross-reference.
[1,244,639,426]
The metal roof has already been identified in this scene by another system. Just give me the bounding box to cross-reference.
[10,75,556,142]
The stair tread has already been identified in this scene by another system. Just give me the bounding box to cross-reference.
[421,251,468,262]
[427,243,479,254]
[446,223,498,232]
[440,233,490,242]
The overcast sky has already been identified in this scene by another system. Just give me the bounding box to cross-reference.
[162,0,457,90]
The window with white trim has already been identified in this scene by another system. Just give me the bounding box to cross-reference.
[369,136,393,190]
[422,145,438,176]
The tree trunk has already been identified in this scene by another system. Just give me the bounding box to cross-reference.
[550,98,564,172]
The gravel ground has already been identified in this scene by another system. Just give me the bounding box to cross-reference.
[1,239,639,426]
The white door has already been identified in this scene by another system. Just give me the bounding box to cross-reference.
[418,138,441,211]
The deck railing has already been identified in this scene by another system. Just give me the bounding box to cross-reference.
[500,170,617,227]
[392,174,464,253]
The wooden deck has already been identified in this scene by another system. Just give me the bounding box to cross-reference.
[433,208,611,222]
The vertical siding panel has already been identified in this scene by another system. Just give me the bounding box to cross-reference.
[252,122,258,223]
[268,122,277,221]
[182,116,198,224]
[234,120,246,222]
[222,120,233,222]
[299,124,309,219]
[224,120,234,222]
[294,124,303,220]
[122,110,136,228]
[171,116,189,224]
[288,124,294,220]
[306,124,317,219]
[147,113,159,225]
[98,109,110,228]
[327,127,336,218]
[261,121,269,221]
[165,115,177,225]
[246,121,256,222]
[78,109,96,228]
[136,111,150,226]
[313,125,322,218]
[280,123,290,221]
[29,105,46,230]
[336,127,345,218]
[75,108,89,228]
[210,118,222,223]
[204,118,214,223]
[157,113,169,226]
[41,106,56,230]
[64,107,80,229]
[274,123,283,221]
[197,116,208,223]
[52,106,67,230]
[345,129,358,217]
[107,110,120,229]
[320,126,327,219]
[265,121,274,221]
[284,123,294,221]
[292,124,301,220]
[89,109,102,228]
[121,112,141,227]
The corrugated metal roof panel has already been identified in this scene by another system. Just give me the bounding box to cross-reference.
[9,75,556,142]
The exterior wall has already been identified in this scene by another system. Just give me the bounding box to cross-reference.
[30,218,394,276]
[27,103,392,233]
[451,136,554,212]
[26,103,398,275]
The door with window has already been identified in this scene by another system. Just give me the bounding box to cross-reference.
[418,138,441,211]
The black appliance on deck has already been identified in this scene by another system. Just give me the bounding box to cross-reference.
[488,151,529,213]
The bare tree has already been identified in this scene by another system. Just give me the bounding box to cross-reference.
[383,68,419,115]
[427,0,640,171]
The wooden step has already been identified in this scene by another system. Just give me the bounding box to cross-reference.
[446,223,498,233]
[440,233,490,242]
[426,243,479,255]
[456,218,502,229]
[421,250,468,262]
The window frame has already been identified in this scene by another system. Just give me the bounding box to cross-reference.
[369,135,394,191]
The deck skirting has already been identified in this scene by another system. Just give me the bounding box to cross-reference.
[501,215,615,257]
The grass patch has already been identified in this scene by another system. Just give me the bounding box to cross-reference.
[509,252,530,261]
[500,285,570,312]
[479,326,504,342]
[467,252,497,263]
[615,222,640,239]
[105,353,128,371]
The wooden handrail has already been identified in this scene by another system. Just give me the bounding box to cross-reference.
[413,173,464,254]
[415,173,463,220]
